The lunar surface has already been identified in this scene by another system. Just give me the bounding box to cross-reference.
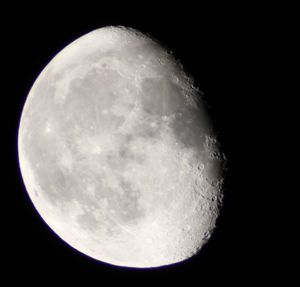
[18,26,225,268]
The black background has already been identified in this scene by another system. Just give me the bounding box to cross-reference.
[3,3,281,285]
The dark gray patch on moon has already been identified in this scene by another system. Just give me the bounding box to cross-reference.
[140,77,184,116]
[113,178,144,223]
[77,211,99,231]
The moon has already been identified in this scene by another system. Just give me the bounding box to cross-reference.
[18,26,225,268]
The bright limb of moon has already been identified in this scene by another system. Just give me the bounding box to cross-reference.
[18,26,225,268]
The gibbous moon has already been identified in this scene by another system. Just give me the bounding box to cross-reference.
[18,26,225,268]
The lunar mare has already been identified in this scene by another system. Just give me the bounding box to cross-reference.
[18,26,225,268]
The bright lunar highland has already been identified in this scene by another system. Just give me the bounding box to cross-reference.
[18,26,225,268]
